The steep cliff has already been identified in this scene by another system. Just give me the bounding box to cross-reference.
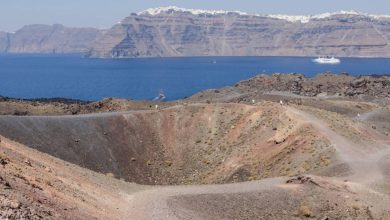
[88,7,390,58]
[0,24,105,54]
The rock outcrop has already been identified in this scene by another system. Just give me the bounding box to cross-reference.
[88,7,390,58]
[189,73,390,101]
[0,24,105,54]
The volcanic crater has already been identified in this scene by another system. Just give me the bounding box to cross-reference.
[0,102,339,185]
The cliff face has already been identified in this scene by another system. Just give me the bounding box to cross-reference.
[2,8,390,57]
[0,24,105,54]
[88,7,390,58]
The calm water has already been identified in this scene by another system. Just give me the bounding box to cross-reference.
[0,54,389,101]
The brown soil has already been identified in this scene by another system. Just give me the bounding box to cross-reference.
[0,136,148,219]
[0,103,339,185]
[0,73,389,219]
[0,97,175,116]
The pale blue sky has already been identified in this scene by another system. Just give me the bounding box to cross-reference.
[1,0,389,32]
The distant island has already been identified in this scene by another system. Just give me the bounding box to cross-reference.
[1,7,390,58]
[0,24,105,54]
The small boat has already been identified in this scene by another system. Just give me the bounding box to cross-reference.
[153,90,166,101]
[313,56,341,64]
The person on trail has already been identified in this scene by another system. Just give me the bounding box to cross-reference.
[280,100,283,106]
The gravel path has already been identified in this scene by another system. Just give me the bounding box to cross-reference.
[287,106,390,186]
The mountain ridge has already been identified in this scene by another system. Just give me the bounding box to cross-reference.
[2,7,390,57]
[88,6,390,58]
[0,24,105,54]
[137,6,390,23]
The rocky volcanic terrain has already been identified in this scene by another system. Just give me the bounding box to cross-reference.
[0,24,104,54]
[190,73,390,102]
[88,7,390,58]
[0,73,389,219]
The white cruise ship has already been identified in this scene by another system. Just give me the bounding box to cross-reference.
[313,56,341,64]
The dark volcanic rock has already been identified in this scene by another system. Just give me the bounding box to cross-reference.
[351,78,368,88]
[189,73,390,101]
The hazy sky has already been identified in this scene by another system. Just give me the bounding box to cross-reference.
[1,0,389,32]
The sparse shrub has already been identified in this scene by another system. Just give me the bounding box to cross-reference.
[0,154,9,166]
[302,161,311,171]
[44,179,52,186]
[105,173,115,178]
[13,110,28,116]
[299,205,312,217]
[352,204,361,210]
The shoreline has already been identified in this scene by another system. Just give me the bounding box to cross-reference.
[2,52,390,59]
[0,72,388,116]
[0,72,389,103]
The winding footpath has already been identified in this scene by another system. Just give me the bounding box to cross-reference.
[287,106,390,186]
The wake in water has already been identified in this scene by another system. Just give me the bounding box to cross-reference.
[153,90,166,101]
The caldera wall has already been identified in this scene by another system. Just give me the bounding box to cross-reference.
[0,103,336,185]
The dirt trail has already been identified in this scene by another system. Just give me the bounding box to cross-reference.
[287,106,390,186]
[1,103,390,219]
[0,103,285,185]
[356,108,384,121]
[129,178,284,220]
[127,173,390,220]
[2,133,390,220]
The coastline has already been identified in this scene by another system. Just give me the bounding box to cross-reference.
[0,72,388,116]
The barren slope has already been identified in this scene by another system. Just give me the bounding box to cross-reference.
[0,72,389,219]
[1,103,389,219]
[0,103,340,185]
[0,136,148,219]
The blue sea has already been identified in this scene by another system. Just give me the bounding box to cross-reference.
[0,54,389,101]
